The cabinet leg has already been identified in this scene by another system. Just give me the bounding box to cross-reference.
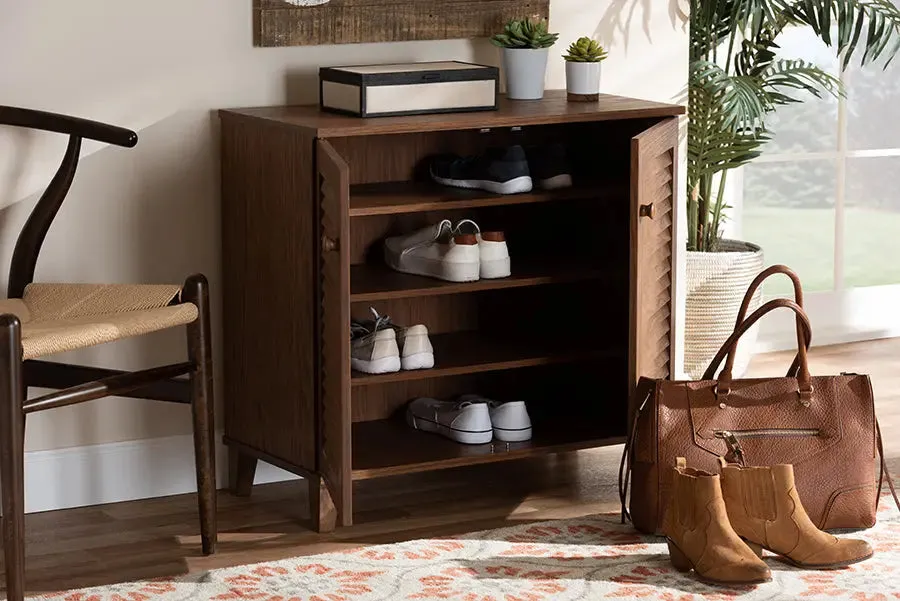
[309,474,337,533]
[228,447,258,497]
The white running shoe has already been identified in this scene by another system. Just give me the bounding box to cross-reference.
[384,219,481,283]
[407,397,493,445]
[352,308,434,371]
[350,315,400,374]
[452,219,511,279]
[458,394,532,442]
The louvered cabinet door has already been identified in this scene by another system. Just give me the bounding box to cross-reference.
[629,117,678,393]
[317,139,353,527]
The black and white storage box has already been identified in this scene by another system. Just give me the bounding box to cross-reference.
[319,61,499,118]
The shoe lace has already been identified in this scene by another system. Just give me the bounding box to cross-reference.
[350,307,394,339]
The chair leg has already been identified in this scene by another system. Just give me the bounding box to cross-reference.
[184,274,217,555]
[0,315,26,601]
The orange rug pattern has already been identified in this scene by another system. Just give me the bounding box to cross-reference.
[31,498,900,601]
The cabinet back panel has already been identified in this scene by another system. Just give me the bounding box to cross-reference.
[351,361,628,431]
[330,120,654,186]
[351,279,627,340]
[351,295,480,335]
[349,196,627,266]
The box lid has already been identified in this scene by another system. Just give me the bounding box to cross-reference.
[327,61,493,75]
[320,61,498,86]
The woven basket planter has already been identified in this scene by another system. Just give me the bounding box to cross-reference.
[685,240,764,380]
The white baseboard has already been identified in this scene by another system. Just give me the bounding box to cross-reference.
[24,433,299,514]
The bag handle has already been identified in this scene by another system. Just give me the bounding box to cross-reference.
[704,298,814,405]
[733,265,809,378]
[876,420,900,512]
[618,387,652,523]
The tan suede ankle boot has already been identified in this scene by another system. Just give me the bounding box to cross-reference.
[663,458,771,585]
[719,460,873,569]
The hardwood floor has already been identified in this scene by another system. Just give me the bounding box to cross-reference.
[9,337,900,595]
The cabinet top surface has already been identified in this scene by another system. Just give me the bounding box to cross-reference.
[219,90,685,137]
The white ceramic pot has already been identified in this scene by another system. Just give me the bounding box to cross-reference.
[502,47,549,100]
[685,240,765,380]
[565,61,601,98]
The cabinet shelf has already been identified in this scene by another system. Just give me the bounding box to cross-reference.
[351,331,619,386]
[352,418,625,480]
[351,260,610,302]
[349,181,623,217]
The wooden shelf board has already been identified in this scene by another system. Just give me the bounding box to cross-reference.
[351,261,609,302]
[352,418,625,480]
[349,181,622,217]
[351,331,618,386]
[220,91,685,138]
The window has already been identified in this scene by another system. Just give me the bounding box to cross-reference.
[735,26,900,347]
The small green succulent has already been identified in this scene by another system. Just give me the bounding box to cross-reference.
[563,37,608,62]
[490,16,559,50]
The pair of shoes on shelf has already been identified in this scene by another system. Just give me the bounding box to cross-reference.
[429,143,572,195]
[665,458,874,587]
[406,394,532,445]
[384,218,510,283]
[350,308,434,374]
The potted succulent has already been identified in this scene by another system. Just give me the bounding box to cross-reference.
[686,0,900,378]
[491,16,559,100]
[563,37,608,101]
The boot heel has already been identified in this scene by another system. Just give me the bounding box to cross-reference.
[667,539,693,572]
[741,538,764,558]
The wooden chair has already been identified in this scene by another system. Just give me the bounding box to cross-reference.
[0,106,217,601]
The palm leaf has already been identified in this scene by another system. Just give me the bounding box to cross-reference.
[762,59,845,102]
[775,0,900,68]
[691,60,770,130]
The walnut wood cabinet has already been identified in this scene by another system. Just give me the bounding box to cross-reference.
[219,91,684,531]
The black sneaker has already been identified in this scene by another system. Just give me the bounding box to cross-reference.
[429,145,533,195]
[527,143,573,190]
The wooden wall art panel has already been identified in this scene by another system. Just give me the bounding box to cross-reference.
[253,0,551,47]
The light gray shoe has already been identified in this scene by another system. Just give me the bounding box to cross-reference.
[350,310,400,374]
[352,308,434,371]
[396,324,434,370]
[407,397,493,445]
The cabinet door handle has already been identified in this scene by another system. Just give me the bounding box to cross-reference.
[639,203,656,219]
[322,235,339,253]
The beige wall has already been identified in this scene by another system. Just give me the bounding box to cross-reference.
[0,0,687,453]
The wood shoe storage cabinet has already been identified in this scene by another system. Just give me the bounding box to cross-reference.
[219,92,684,532]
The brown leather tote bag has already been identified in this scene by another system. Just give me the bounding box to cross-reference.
[620,265,897,535]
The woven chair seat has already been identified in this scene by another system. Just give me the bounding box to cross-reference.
[0,283,198,360]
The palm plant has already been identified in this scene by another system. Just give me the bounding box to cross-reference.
[689,0,900,252]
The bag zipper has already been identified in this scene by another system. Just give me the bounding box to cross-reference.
[714,429,820,466]
[715,428,820,439]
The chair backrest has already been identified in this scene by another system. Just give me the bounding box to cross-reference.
[0,107,137,298]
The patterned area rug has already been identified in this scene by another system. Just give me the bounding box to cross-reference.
[33,498,900,601]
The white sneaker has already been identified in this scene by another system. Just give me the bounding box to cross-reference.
[352,308,434,371]
[350,324,400,374]
[453,219,511,279]
[384,219,480,283]
[406,397,493,445]
[458,394,532,442]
